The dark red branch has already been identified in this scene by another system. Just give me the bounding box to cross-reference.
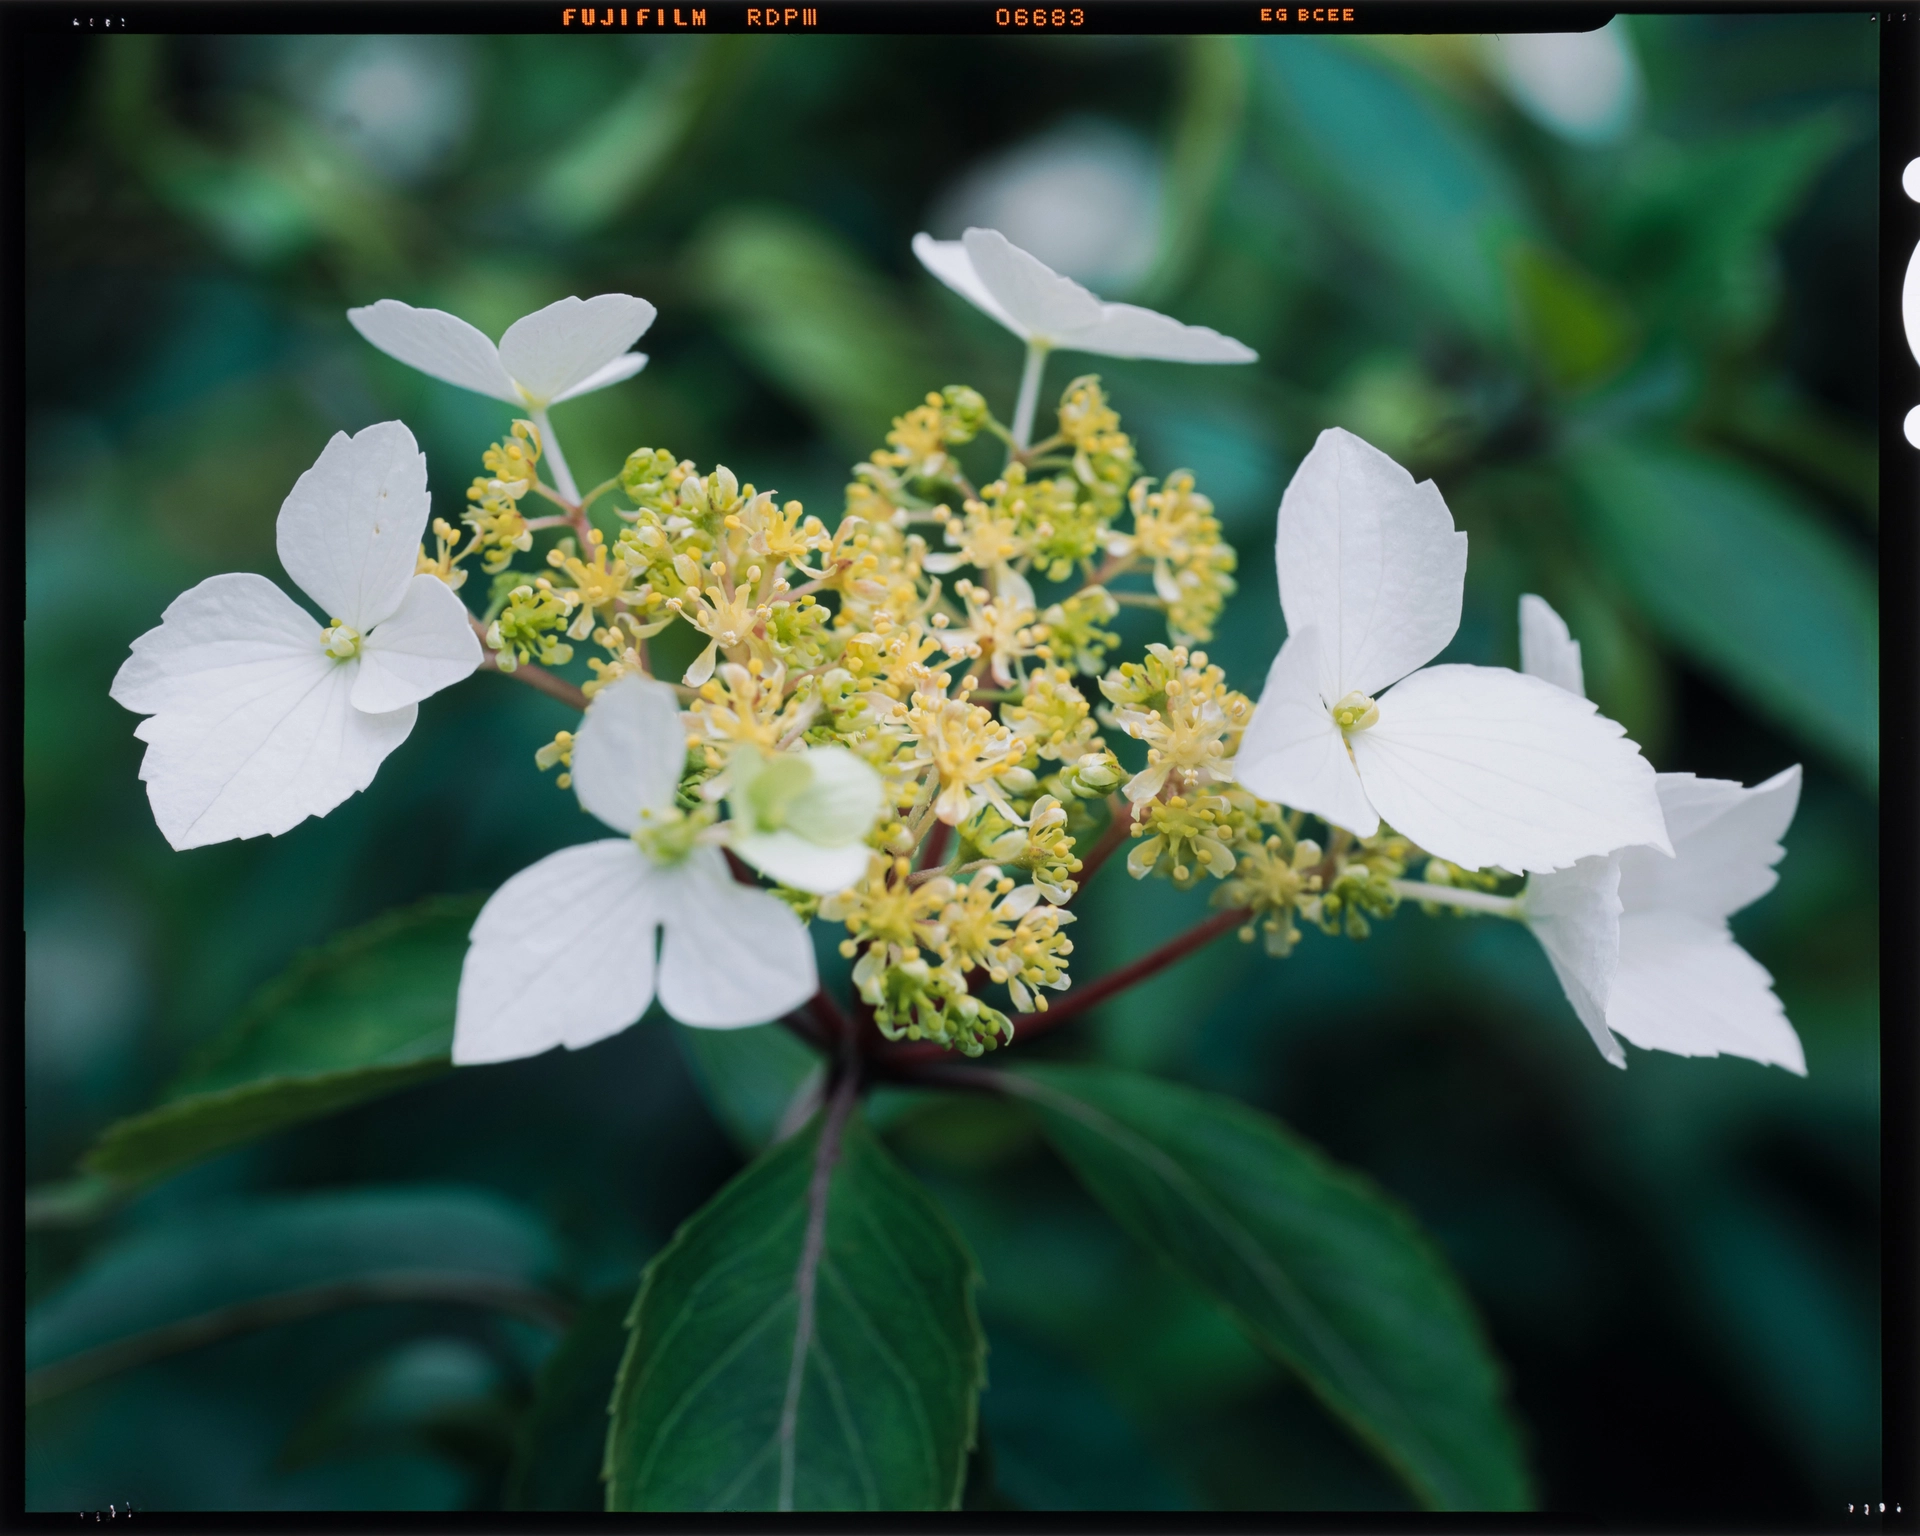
[470,617,589,711]
[875,905,1251,1072]
[1068,796,1136,904]
[811,987,857,1048]
[916,818,953,873]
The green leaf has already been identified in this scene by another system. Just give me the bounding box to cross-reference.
[1563,438,1877,788]
[26,1186,564,1405]
[673,1020,823,1157]
[505,1289,634,1511]
[83,895,480,1185]
[605,1103,986,1511]
[687,207,945,450]
[1006,1065,1532,1511]
[1254,38,1535,347]
[530,38,748,234]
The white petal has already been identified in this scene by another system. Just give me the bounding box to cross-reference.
[112,572,316,715]
[785,746,885,846]
[497,294,658,408]
[1522,856,1625,1067]
[1616,766,1801,923]
[1057,301,1258,364]
[276,421,431,632]
[453,840,660,1065]
[347,299,519,403]
[994,565,1037,614]
[962,227,1102,343]
[1517,594,1584,697]
[1233,628,1379,837]
[112,572,416,847]
[1276,428,1467,701]
[732,829,874,896]
[549,350,649,404]
[147,680,417,850]
[912,232,1027,338]
[353,574,482,713]
[656,849,818,1028]
[1607,912,1806,1074]
[1353,664,1670,873]
[570,674,687,835]
[683,639,718,687]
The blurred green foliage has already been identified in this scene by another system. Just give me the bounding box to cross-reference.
[24,17,1878,1515]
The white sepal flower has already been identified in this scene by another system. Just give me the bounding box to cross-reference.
[725,744,887,896]
[452,675,816,1064]
[346,293,656,410]
[1517,596,1806,1073]
[1234,428,1670,873]
[912,227,1256,363]
[348,293,655,502]
[110,422,480,850]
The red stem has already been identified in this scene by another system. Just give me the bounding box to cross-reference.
[876,904,1251,1071]
[1068,796,1135,904]
[469,617,589,711]
[916,818,953,872]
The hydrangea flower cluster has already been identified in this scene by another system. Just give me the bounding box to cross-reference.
[111,228,1810,1077]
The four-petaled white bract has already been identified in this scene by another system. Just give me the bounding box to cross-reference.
[346,293,656,409]
[110,421,481,850]
[1234,428,1671,874]
[452,675,818,1064]
[912,227,1258,363]
[1519,596,1807,1073]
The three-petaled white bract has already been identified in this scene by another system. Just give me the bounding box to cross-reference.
[346,293,656,410]
[1234,428,1670,874]
[348,292,656,501]
[1517,596,1807,1073]
[452,675,835,1064]
[110,421,481,850]
[912,227,1258,363]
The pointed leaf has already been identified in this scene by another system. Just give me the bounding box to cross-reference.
[1006,1064,1532,1511]
[605,1105,985,1511]
[83,895,480,1184]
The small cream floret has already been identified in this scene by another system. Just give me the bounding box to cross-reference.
[1330,690,1379,733]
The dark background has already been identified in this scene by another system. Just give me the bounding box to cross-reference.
[22,18,1881,1514]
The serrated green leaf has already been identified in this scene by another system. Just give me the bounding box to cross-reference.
[605,1104,985,1512]
[82,895,481,1184]
[1563,438,1877,788]
[1007,1065,1531,1512]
